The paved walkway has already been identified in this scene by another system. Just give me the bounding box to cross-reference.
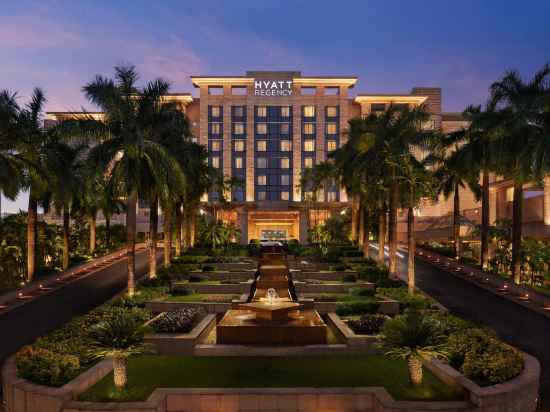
[389,248,550,408]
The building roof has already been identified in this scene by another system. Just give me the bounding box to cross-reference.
[442,112,466,122]
[354,94,428,104]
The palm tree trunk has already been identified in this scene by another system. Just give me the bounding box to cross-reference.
[113,356,128,388]
[511,180,523,284]
[481,168,490,269]
[453,183,461,259]
[408,355,423,385]
[163,206,172,267]
[388,181,398,276]
[378,207,386,265]
[149,194,158,279]
[105,214,111,249]
[351,194,359,243]
[89,213,96,255]
[407,189,415,295]
[62,205,70,270]
[358,204,365,247]
[174,205,182,257]
[27,192,38,282]
[126,192,137,297]
[190,211,196,248]
[182,208,188,251]
[362,208,370,258]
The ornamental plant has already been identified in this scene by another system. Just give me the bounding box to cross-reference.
[150,308,205,334]
[380,310,448,386]
[347,314,388,335]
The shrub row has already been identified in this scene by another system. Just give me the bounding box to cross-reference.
[149,308,206,334]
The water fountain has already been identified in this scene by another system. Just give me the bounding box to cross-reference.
[216,249,327,345]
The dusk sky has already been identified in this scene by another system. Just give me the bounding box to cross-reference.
[2,0,550,212]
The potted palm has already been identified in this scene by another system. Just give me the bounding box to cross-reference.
[88,312,151,388]
[380,310,447,385]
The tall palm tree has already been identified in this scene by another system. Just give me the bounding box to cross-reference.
[490,64,550,283]
[81,65,186,295]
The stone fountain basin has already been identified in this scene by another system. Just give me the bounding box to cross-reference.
[238,301,302,321]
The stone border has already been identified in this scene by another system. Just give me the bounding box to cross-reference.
[171,281,251,295]
[144,314,216,355]
[294,281,374,294]
[2,350,540,412]
[312,298,400,315]
[326,313,380,351]
[146,300,232,314]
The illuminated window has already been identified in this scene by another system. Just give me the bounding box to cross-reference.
[234,140,245,152]
[303,123,315,135]
[211,140,221,151]
[280,157,290,169]
[327,140,337,152]
[257,191,266,201]
[506,187,514,202]
[208,87,223,96]
[303,105,315,117]
[326,123,337,135]
[280,140,292,152]
[210,106,221,117]
[304,157,314,168]
[210,123,221,135]
[234,122,244,135]
[257,140,267,151]
[301,87,316,96]
[256,123,267,134]
[304,191,314,201]
[257,106,267,117]
[326,106,338,117]
[281,191,290,201]
[234,157,243,169]
[281,106,290,117]
[231,87,247,96]
[303,139,315,152]
[211,156,220,168]
[327,191,337,202]
[281,174,290,186]
[257,157,267,168]
[325,87,339,96]
[257,175,267,185]
[280,123,290,134]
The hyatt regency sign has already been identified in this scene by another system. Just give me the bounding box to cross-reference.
[254,80,293,96]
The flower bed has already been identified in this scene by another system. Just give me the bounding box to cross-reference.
[148,308,206,334]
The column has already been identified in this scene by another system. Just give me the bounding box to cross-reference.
[238,208,249,245]
[544,176,550,225]
[299,209,309,244]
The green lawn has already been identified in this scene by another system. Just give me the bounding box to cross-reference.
[79,355,463,403]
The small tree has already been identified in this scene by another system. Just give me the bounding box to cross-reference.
[380,310,447,385]
[88,312,150,388]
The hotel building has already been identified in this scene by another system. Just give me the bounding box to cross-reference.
[47,70,550,245]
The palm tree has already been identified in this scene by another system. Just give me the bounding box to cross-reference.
[380,310,447,385]
[88,312,150,388]
[82,65,186,295]
[490,64,550,283]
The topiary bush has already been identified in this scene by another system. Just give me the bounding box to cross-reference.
[188,275,207,282]
[16,346,80,387]
[201,265,215,272]
[342,274,357,283]
[350,287,376,297]
[149,308,206,334]
[347,314,388,335]
[336,300,380,316]
[446,328,524,386]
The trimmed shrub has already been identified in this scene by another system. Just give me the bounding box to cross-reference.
[342,274,357,283]
[150,308,206,334]
[330,264,348,272]
[347,314,388,335]
[188,275,207,283]
[342,249,363,258]
[170,287,193,296]
[16,346,80,387]
[201,265,215,272]
[376,287,432,311]
[446,328,524,386]
[350,287,376,298]
[336,300,380,316]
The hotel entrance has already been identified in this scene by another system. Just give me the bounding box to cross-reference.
[260,229,288,241]
[247,211,299,242]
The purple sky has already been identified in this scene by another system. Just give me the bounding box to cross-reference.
[2,0,550,212]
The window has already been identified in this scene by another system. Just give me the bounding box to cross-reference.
[256,123,267,134]
[327,191,337,202]
[281,174,290,186]
[234,122,245,135]
[257,175,267,185]
[257,140,267,151]
[233,106,244,117]
[326,106,338,117]
[324,87,339,96]
[303,105,315,117]
[304,157,314,168]
[303,139,315,152]
[301,87,316,96]
[281,191,290,201]
[208,87,223,96]
[304,191,314,201]
[257,157,267,168]
[256,106,267,117]
[280,140,292,152]
[326,123,337,135]
[210,123,221,135]
[234,140,245,152]
[327,140,337,152]
[280,123,290,134]
[231,87,247,96]
[506,187,514,202]
[303,123,315,135]
[211,140,221,151]
[422,120,435,130]
[280,157,290,169]
[371,103,385,112]
[281,106,290,117]
[257,191,266,201]
[234,157,243,169]
[211,156,220,168]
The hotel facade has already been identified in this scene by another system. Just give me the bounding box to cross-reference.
[46,70,550,245]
